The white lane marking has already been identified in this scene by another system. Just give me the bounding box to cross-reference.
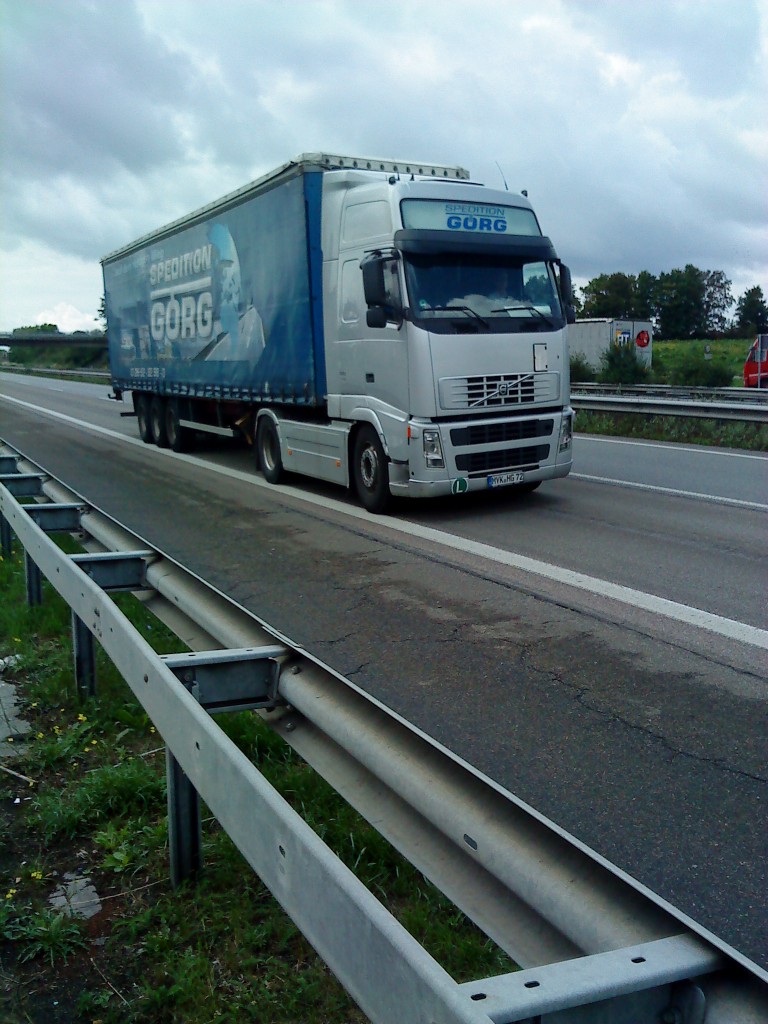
[576,434,768,461]
[3,392,767,650]
[571,473,768,512]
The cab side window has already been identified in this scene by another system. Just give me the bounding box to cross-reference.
[340,259,361,324]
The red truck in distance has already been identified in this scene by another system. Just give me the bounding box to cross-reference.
[743,334,768,388]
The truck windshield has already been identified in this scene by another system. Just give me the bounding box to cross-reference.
[404,253,564,334]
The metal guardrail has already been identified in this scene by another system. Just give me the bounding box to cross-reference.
[0,364,110,380]
[1,442,768,1022]
[572,383,768,404]
[571,389,768,423]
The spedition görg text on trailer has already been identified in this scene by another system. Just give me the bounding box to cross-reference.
[102,153,575,513]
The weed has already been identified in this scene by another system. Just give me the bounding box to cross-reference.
[76,987,115,1015]
[94,818,167,874]
[4,906,87,967]
[31,756,166,839]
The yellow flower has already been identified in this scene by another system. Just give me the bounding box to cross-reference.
[150,727,156,734]
[31,702,38,708]
[12,637,21,643]
[30,871,43,881]
[77,713,87,722]
[36,732,44,740]
[5,889,17,899]
[91,740,97,746]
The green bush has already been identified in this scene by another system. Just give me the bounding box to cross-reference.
[667,350,733,387]
[598,345,650,386]
[570,352,595,382]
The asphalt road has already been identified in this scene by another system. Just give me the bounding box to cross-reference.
[1,373,767,971]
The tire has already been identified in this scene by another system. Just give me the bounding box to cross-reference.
[257,416,283,484]
[149,395,169,448]
[352,425,391,514]
[136,394,153,444]
[165,399,192,453]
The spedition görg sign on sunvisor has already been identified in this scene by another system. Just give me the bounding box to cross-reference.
[400,199,541,236]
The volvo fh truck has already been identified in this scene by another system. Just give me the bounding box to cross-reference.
[102,153,575,512]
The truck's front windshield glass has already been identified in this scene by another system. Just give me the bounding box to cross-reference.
[404,254,564,334]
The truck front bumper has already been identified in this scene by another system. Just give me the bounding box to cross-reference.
[392,408,573,498]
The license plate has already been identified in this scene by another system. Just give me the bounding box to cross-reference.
[487,471,525,489]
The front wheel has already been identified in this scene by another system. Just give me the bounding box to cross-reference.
[257,416,283,484]
[352,426,391,514]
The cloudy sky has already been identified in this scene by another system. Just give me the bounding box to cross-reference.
[1,0,766,332]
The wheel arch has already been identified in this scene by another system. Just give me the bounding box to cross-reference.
[347,412,390,467]
[253,408,282,468]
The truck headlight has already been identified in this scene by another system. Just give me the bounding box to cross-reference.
[422,429,445,468]
[558,412,573,452]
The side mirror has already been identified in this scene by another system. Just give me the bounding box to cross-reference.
[559,263,573,303]
[559,263,576,323]
[361,253,388,307]
[360,251,403,328]
[366,307,388,329]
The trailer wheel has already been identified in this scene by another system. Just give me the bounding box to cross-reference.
[165,399,191,453]
[136,395,153,444]
[353,425,391,514]
[257,417,283,484]
[150,395,169,448]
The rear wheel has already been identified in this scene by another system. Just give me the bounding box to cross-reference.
[257,417,283,484]
[352,425,391,514]
[136,394,152,444]
[150,395,169,448]
[165,399,192,453]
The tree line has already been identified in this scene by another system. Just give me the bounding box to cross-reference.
[575,266,767,340]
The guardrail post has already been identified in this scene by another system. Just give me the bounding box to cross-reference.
[160,646,287,888]
[72,613,97,699]
[166,748,203,887]
[24,553,42,606]
[66,551,153,701]
[1,515,11,558]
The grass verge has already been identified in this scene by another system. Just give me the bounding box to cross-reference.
[0,534,514,1022]
[574,411,768,450]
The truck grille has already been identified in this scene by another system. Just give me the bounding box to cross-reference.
[455,444,550,476]
[439,372,559,410]
[451,419,554,446]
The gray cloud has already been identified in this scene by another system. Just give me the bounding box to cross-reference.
[0,0,765,329]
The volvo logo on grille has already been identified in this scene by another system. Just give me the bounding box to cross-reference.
[470,374,533,407]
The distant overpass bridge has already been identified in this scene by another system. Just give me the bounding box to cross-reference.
[0,332,107,349]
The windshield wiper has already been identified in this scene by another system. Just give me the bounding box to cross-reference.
[491,304,554,327]
[426,305,490,328]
